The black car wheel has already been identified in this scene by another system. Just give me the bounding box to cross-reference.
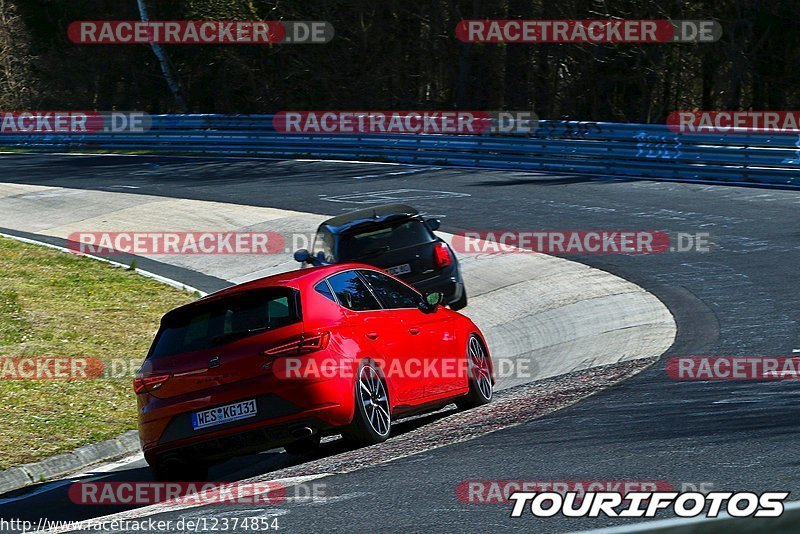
[449,288,468,311]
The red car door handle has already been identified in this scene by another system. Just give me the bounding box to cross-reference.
[366,332,379,340]
[408,327,420,335]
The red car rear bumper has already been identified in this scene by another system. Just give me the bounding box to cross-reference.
[139,370,355,465]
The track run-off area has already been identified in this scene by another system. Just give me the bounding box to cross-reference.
[0,153,798,533]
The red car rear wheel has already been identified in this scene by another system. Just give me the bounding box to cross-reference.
[456,335,493,409]
[342,360,391,446]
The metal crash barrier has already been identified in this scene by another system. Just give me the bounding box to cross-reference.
[1,114,799,188]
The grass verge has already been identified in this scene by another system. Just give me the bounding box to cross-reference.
[0,236,196,469]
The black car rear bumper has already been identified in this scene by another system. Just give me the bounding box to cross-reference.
[410,265,465,305]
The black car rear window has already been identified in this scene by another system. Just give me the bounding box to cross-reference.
[148,288,299,359]
[337,219,434,261]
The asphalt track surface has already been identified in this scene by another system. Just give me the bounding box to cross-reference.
[0,154,798,532]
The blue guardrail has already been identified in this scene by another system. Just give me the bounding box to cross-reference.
[1,114,799,188]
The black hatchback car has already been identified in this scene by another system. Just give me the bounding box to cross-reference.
[294,204,467,310]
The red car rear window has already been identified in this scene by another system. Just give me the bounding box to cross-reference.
[148,288,299,359]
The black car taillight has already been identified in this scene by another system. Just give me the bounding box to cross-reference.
[133,373,171,394]
[433,243,453,268]
[263,332,331,357]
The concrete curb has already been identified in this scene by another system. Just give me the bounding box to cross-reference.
[0,467,33,495]
[0,431,140,495]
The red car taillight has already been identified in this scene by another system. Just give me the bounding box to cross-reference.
[433,243,453,268]
[263,332,331,357]
[133,373,171,394]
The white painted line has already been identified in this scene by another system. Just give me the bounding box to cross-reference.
[353,168,443,180]
[0,232,207,297]
[184,508,290,519]
[287,158,429,167]
[0,454,145,505]
[0,151,439,169]
[85,452,145,475]
[321,188,471,204]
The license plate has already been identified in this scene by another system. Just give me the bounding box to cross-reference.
[387,263,411,276]
[192,399,257,430]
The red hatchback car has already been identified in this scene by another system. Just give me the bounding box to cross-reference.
[136,264,494,480]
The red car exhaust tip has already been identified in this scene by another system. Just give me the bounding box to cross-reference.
[291,426,315,439]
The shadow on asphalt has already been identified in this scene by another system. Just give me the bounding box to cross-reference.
[0,406,458,524]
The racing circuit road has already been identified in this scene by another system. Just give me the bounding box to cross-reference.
[0,154,798,532]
